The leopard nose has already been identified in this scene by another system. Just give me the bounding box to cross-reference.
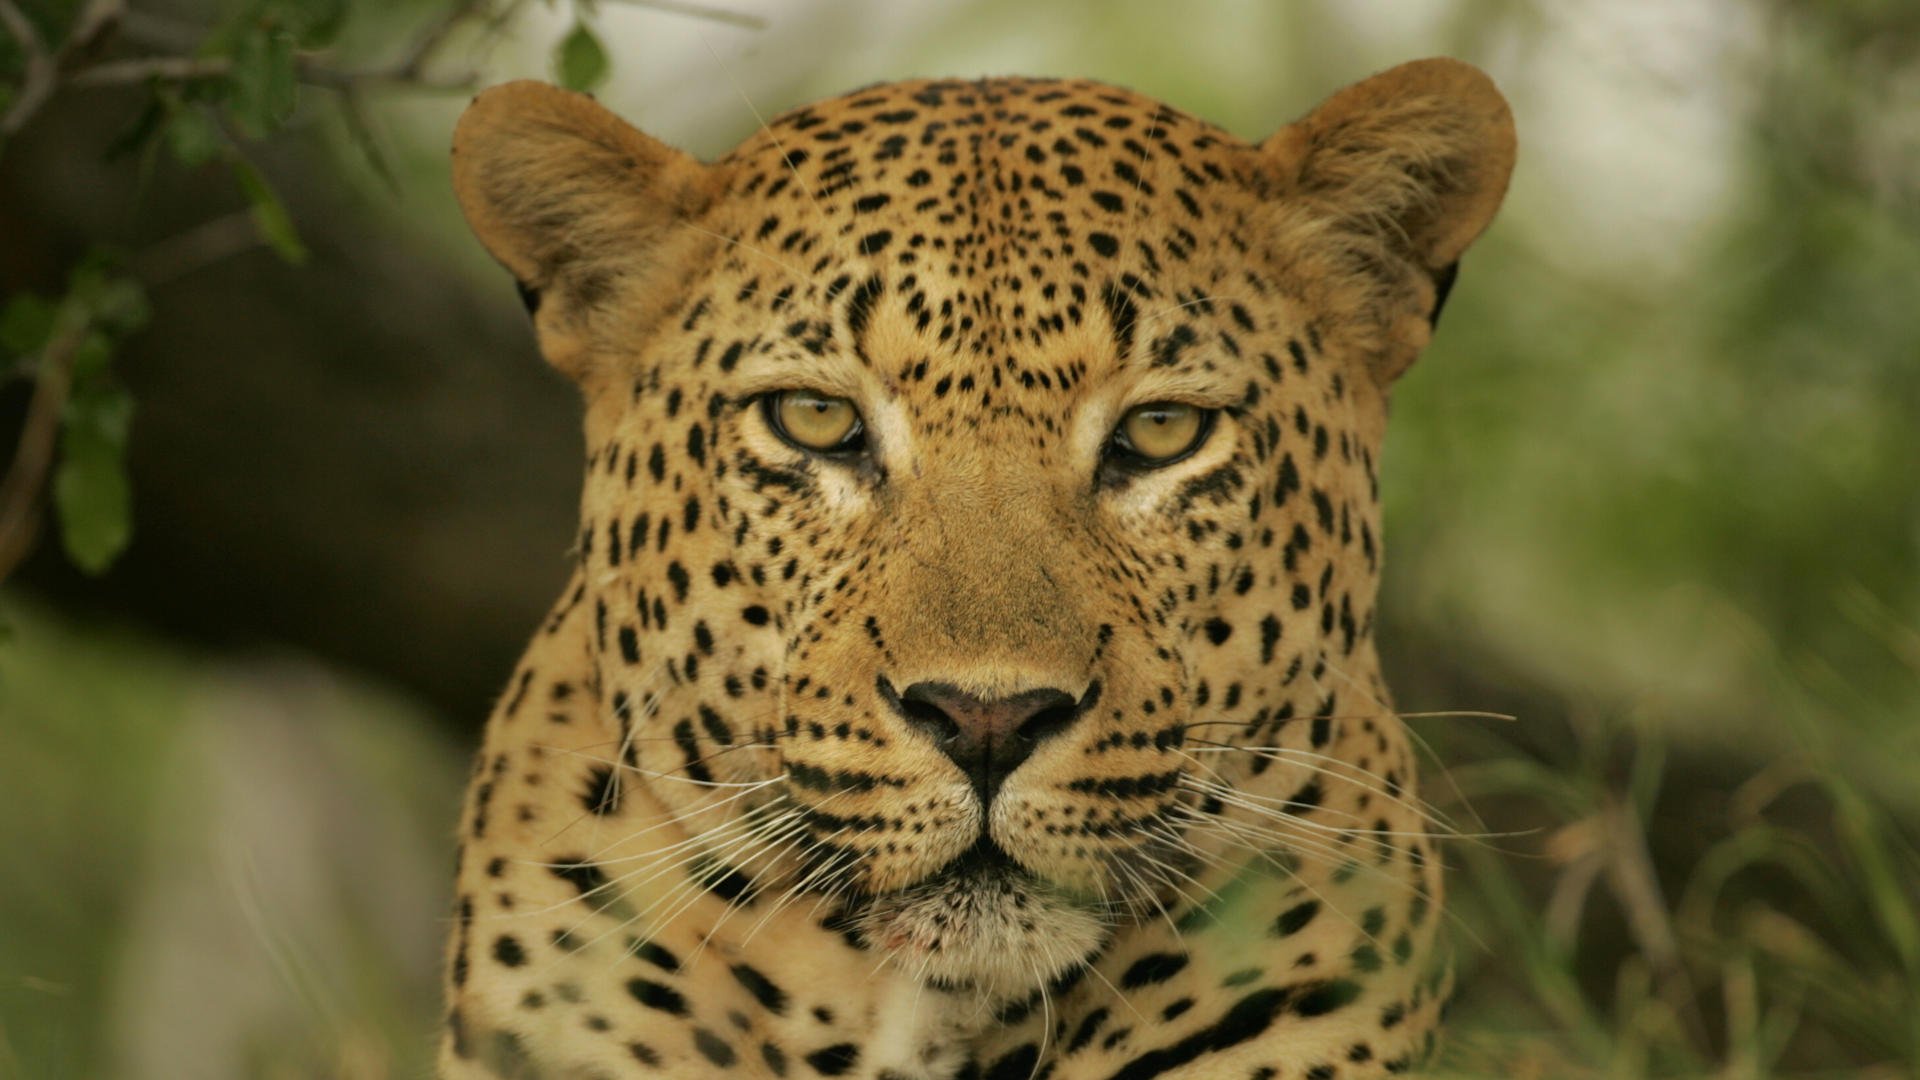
[882,678,1098,805]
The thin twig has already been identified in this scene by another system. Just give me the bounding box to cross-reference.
[603,0,767,30]
[128,210,264,286]
[392,0,491,81]
[0,318,89,584]
[0,0,55,138]
[65,54,227,86]
[66,52,474,93]
[0,0,122,136]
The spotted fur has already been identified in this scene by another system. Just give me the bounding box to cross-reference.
[440,59,1514,1079]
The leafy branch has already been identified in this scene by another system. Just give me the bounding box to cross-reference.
[0,0,760,586]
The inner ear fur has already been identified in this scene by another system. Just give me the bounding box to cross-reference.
[451,80,723,378]
[1260,58,1516,386]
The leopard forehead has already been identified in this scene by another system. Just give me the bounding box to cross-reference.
[691,79,1298,454]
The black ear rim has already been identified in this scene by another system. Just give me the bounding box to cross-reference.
[515,279,543,315]
[1428,261,1459,328]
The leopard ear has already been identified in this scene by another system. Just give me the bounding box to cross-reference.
[1261,58,1515,385]
[451,80,723,379]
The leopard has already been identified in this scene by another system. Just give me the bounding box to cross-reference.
[439,58,1514,1079]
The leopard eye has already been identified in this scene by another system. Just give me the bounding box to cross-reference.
[765,390,865,454]
[1112,402,1213,466]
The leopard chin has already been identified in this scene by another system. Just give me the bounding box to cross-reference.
[853,839,1110,1005]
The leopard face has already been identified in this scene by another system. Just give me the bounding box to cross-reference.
[444,61,1511,1079]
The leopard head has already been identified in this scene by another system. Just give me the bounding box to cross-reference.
[451,61,1512,1002]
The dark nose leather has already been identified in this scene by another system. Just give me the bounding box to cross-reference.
[882,679,1096,805]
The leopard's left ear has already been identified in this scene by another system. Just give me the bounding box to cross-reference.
[1261,58,1515,385]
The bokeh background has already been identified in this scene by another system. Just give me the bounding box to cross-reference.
[3,0,1917,1076]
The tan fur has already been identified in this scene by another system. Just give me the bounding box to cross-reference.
[440,61,1513,1079]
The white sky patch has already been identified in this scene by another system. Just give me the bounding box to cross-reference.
[1498,1,1758,281]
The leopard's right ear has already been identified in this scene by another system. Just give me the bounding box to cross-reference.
[451,81,722,378]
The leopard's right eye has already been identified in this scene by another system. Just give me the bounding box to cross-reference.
[764,390,866,455]
[1109,401,1214,468]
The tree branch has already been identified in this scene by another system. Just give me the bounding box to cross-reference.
[603,0,766,30]
[0,318,87,585]
[0,0,56,138]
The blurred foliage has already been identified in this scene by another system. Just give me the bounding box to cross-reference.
[2,0,1916,1077]
[0,599,463,1077]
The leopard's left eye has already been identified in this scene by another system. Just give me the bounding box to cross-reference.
[1110,402,1214,467]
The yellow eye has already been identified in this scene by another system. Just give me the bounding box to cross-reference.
[768,390,864,453]
[1115,402,1211,465]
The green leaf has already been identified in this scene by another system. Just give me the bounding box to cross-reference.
[278,0,348,48]
[68,262,150,337]
[54,384,136,575]
[227,26,299,138]
[0,293,55,357]
[232,160,309,265]
[165,105,225,168]
[68,333,114,382]
[555,22,609,93]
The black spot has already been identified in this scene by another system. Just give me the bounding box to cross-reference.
[583,764,621,815]
[549,859,607,897]
[1202,618,1232,646]
[1107,987,1294,1080]
[1068,1006,1111,1053]
[805,1042,860,1075]
[1273,900,1320,937]
[1294,978,1362,1017]
[1088,232,1119,257]
[983,1044,1039,1080]
[693,1027,737,1066]
[1121,951,1190,989]
[1259,615,1281,664]
[763,1041,790,1076]
[859,230,893,255]
[845,273,885,342]
[730,963,790,1015]
[633,939,680,971]
[1312,489,1335,534]
[627,978,688,1017]
[1153,323,1198,368]
[702,863,755,901]
[492,935,526,967]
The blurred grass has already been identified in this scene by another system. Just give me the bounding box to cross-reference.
[0,604,184,1076]
[1428,707,1920,1078]
[0,600,461,1079]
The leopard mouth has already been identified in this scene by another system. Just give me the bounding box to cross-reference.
[850,836,1109,999]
